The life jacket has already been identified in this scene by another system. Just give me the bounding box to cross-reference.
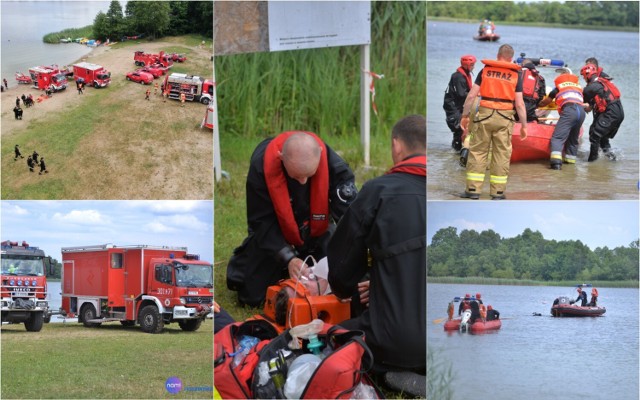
[457,67,473,91]
[522,68,542,100]
[264,131,330,247]
[554,74,583,111]
[479,304,487,320]
[387,155,427,177]
[461,300,471,311]
[447,302,454,320]
[478,59,521,110]
[592,77,621,113]
[591,288,599,297]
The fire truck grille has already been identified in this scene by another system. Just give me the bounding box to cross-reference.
[183,296,212,305]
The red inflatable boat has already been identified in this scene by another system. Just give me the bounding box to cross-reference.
[511,121,584,163]
[444,317,502,333]
[550,296,606,317]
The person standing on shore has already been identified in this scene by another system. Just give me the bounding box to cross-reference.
[14,145,24,161]
[145,88,151,101]
[39,158,48,175]
[3,78,8,90]
[27,156,35,172]
[154,82,159,96]
[32,150,39,164]
[180,92,186,107]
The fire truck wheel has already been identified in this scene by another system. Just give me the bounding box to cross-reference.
[178,318,202,332]
[94,82,99,89]
[80,303,101,328]
[200,98,210,105]
[24,312,44,332]
[138,304,164,334]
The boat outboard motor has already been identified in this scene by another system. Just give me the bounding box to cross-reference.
[459,309,472,333]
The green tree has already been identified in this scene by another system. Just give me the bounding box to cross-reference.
[92,11,109,41]
[105,0,125,40]
[126,1,171,39]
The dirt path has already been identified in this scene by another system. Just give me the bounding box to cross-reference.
[1,39,214,200]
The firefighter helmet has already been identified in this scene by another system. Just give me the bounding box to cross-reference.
[460,55,477,71]
[580,64,598,82]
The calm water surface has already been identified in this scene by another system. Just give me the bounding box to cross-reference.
[428,283,639,400]
[427,21,639,200]
[1,1,110,88]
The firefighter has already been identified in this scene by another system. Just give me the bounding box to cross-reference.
[32,150,39,164]
[27,156,35,172]
[163,88,169,103]
[180,92,186,107]
[518,59,547,123]
[589,287,599,306]
[145,88,151,101]
[580,63,624,162]
[537,73,586,170]
[14,144,24,160]
[39,157,48,175]
[443,54,476,152]
[459,44,527,200]
[154,82,159,96]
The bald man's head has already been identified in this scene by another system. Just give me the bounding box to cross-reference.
[279,132,323,184]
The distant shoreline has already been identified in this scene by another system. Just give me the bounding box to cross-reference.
[427,17,638,32]
[428,276,639,288]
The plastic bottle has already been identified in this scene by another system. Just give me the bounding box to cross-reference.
[230,335,260,368]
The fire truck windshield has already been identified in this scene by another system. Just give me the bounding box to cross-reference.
[1,256,44,276]
[174,263,212,288]
[53,73,66,83]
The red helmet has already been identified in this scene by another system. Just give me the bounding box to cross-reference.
[475,293,482,299]
[460,55,477,71]
[580,64,598,81]
[465,293,471,299]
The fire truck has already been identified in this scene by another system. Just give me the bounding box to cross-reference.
[1,241,52,332]
[133,50,174,68]
[61,244,213,333]
[162,73,213,105]
[28,66,68,91]
[73,62,111,88]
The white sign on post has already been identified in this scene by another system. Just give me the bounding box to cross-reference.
[268,1,370,52]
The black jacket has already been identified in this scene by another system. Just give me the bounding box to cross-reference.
[443,70,472,116]
[328,167,426,370]
[227,136,356,306]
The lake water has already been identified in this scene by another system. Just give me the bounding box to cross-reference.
[428,283,639,400]
[1,1,111,88]
[427,21,639,200]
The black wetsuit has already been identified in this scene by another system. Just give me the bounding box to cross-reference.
[443,69,473,149]
[583,78,624,153]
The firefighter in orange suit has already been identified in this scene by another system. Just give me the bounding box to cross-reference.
[538,73,586,170]
[459,44,527,200]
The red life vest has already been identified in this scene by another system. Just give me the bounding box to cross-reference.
[592,77,621,113]
[263,132,330,247]
[478,59,521,110]
[456,67,473,91]
[522,68,542,100]
[387,155,427,177]
[554,74,583,111]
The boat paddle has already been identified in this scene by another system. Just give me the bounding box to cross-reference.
[432,317,448,324]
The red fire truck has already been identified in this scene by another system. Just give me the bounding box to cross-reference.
[162,73,213,105]
[1,241,52,332]
[133,50,174,68]
[61,244,213,333]
[28,66,68,91]
[73,62,111,88]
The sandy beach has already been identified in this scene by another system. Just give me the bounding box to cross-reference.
[1,38,214,200]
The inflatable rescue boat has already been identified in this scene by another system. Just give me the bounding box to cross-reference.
[550,296,606,317]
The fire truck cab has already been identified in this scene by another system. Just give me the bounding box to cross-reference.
[61,245,213,333]
[1,241,52,332]
[28,66,68,92]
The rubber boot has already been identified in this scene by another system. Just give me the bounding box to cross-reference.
[587,143,599,162]
[602,147,617,161]
[451,133,462,151]
[550,160,562,170]
[459,148,469,167]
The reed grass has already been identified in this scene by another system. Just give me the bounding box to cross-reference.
[43,26,94,43]
[427,346,455,400]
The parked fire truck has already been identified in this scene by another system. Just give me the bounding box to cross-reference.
[133,50,174,68]
[28,66,68,91]
[1,241,52,332]
[73,62,111,88]
[60,244,213,333]
[162,73,213,105]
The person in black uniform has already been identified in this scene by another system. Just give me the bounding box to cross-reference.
[486,305,500,321]
[14,145,24,160]
[226,131,357,307]
[580,63,624,162]
[328,115,426,375]
[443,55,476,152]
[27,156,35,172]
[518,59,547,123]
[575,287,588,306]
[39,157,48,175]
[32,151,39,164]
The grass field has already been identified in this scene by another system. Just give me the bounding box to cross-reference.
[1,319,213,399]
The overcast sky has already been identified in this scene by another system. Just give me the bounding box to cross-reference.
[1,201,213,262]
[427,201,639,250]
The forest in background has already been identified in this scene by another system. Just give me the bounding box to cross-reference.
[427,1,639,28]
[428,227,639,282]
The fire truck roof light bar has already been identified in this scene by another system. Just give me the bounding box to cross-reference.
[61,244,188,252]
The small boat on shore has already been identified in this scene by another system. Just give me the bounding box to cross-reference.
[15,72,32,84]
[550,296,606,317]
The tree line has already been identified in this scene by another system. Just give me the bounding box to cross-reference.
[92,1,213,41]
[428,227,639,282]
[427,1,639,28]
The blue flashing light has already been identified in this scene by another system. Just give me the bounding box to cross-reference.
[17,280,22,286]
[32,280,37,286]
[9,280,15,286]
[169,253,175,259]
